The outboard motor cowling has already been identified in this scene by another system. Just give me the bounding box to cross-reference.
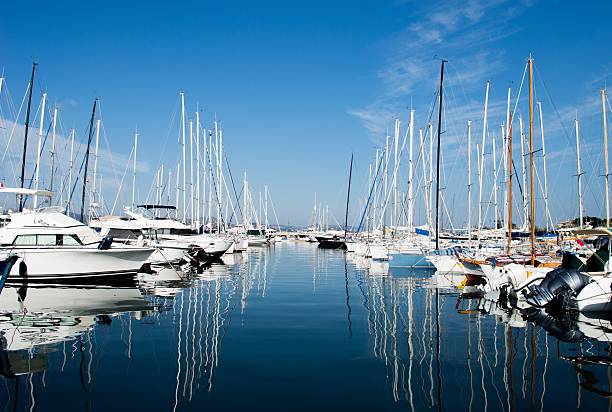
[523,267,591,308]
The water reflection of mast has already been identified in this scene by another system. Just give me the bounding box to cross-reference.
[477,303,488,411]
[344,257,352,339]
[172,287,184,412]
[540,331,548,412]
[406,279,415,411]
[435,283,442,411]
[468,307,474,412]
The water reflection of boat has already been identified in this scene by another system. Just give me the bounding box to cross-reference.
[388,266,434,278]
[0,283,151,376]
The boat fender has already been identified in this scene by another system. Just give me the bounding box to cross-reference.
[18,260,27,278]
[523,267,591,308]
[98,236,114,250]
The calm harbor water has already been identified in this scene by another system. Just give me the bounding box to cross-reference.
[1,242,611,411]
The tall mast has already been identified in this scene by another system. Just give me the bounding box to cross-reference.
[344,154,354,239]
[33,92,47,209]
[528,56,535,266]
[575,116,584,229]
[92,118,101,213]
[392,118,399,228]
[467,120,472,247]
[478,81,490,235]
[180,92,186,222]
[519,115,528,228]
[243,173,249,229]
[538,101,550,231]
[19,63,36,212]
[492,127,498,228]
[602,89,610,227]
[207,131,213,230]
[80,98,98,223]
[264,185,269,231]
[175,163,180,218]
[167,169,172,206]
[312,192,317,229]
[202,126,207,228]
[219,125,224,232]
[504,87,511,231]
[507,114,514,254]
[383,133,389,230]
[408,109,415,233]
[49,106,58,199]
[434,60,447,250]
[67,128,75,213]
[155,168,161,207]
[214,119,219,228]
[367,162,372,232]
[189,120,194,227]
[419,129,428,235]
[132,130,138,209]
[428,123,433,232]
[158,164,164,206]
[373,148,379,228]
[196,111,201,231]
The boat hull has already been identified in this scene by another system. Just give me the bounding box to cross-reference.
[388,252,435,269]
[0,247,154,280]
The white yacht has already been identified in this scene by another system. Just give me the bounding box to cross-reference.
[89,214,191,265]
[125,205,233,260]
[0,208,154,281]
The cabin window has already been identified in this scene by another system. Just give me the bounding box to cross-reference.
[37,234,56,246]
[169,228,196,235]
[107,229,141,240]
[61,235,82,246]
[13,235,37,246]
[13,234,82,246]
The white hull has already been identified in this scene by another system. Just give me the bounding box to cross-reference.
[148,245,187,265]
[370,244,388,261]
[576,277,612,312]
[428,255,462,273]
[247,237,269,246]
[158,235,233,258]
[0,246,154,280]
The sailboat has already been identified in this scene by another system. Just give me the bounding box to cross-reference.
[517,89,612,312]
[387,61,448,271]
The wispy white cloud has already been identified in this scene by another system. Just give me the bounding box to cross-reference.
[350,0,534,137]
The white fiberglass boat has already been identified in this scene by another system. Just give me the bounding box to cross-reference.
[90,214,190,265]
[126,205,233,259]
[0,208,154,281]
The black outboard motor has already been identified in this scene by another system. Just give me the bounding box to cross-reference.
[523,267,591,309]
[98,236,114,250]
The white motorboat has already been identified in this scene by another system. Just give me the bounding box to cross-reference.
[126,205,233,259]
[90,215,190,265]
[0,208,154,281]
[246,228,269,246]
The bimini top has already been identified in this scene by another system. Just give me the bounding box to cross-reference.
[569,227,612,237]
[89,215,141,230]
[125,210,192,231]
[0,187,53,197]
[137,204,177,210]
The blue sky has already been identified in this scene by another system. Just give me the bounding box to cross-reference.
[1,0,611,227]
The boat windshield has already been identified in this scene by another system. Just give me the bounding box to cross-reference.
[12,234,82,246]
